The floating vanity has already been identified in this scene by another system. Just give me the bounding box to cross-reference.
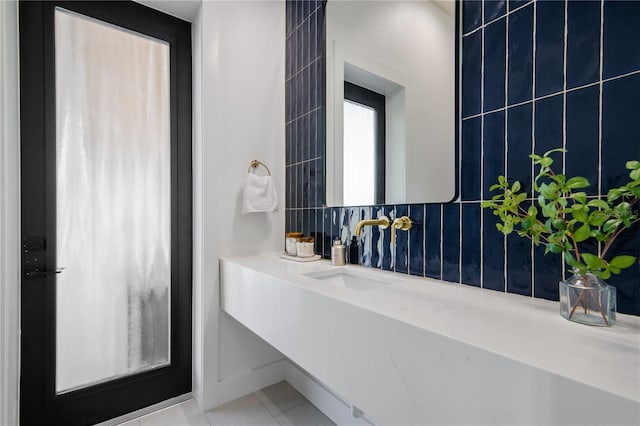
[220,253,640,425]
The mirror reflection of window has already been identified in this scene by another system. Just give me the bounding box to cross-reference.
[343,82,385,206]
[343,100,375,205]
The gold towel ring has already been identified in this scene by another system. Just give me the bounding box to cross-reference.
[248,160,271,176]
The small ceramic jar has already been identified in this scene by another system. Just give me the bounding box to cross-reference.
[296,236,315,257]
[285,232,303,256]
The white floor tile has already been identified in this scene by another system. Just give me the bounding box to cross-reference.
[205,394,279,426]
[138,399,210,426]
[275,402,335,426]
[254,381,307,416]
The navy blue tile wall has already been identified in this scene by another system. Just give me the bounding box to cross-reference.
[535,0,564,97]
[285,0,640,316]
[566,1,600,89]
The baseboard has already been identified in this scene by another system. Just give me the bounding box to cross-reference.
[213,358,286,408]
[284,361,374,426]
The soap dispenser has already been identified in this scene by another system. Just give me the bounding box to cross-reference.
[331,240,346,266]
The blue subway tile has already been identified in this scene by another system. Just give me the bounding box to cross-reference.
[309,159,322,207]
[602,74,640,192]
[484,18,506,111]
[286,167,292,208]
[534,94,563,160]
[299,163,306,207]
[310,109,317,158]
[483,110,505,199]
[295,209,303,234]
[382,205,395,271]
[301,114,309,160]
[566,86,599,196]
[461,203,481,287]
[285,209,292,233]
[603,1,640,79]
[295,26,302,75]
[304,66,311,114]
[316,5,324,56]
[442,204,460,283]
[295,72,302,118]
[371,206,385,269]
[566,1,600,90]
[462,31,482,117]
[508,4,533,105]
[483,208,505,292]
[533,243,562,301]
[285,78,291,122]
[310,66,317,111]
[461,117,482,200]
[485,0,506,23]
[508,0,531,11]
[303,209,313,237]
[331,207,340,243]
[408,205,425,277]
[338,208,348,243]
[359,207,373,267]
[286,122,292,165]
[292,119,299,162]
[316,62,324,110]
[290,165,297,208]
[313,208,323,254]
[507,102,532,195]
[535,0,565,97]
[604,222,640,315]
[395,205,409,274]
[463,0,482,34]
[322,207,332,258]
[303,16,310,67]
[506,222,532,296]
[425,205,442,279]
[309,10,317,62]
[286,2,292,35]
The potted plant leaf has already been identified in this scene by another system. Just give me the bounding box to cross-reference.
[482,149,640,326]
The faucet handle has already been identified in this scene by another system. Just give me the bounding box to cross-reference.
[391,216,412,247]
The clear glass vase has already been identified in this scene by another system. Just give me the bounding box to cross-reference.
[559,273,616,326]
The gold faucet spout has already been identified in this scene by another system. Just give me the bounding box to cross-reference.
[355,216,390,236]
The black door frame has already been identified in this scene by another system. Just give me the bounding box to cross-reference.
[19,2,192,424]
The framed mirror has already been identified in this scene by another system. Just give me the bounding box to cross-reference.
[324,0,460,206]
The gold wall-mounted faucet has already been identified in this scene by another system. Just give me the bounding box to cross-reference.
[355,215,390,237]
[391,216,412,246]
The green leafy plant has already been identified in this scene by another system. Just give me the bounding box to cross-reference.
[481,149,640,280]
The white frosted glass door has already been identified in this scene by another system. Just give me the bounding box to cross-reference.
[54,8,171,393]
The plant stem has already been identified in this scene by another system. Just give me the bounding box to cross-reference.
[571,236,582,262]
[601,217,640,258]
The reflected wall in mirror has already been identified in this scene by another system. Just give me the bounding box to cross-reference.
[325,0,458,206]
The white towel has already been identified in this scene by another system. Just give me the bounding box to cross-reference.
[242,172,279,214]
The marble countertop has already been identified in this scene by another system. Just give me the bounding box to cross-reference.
[221,253,640,403]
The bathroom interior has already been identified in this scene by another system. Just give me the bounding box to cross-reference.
[0,0,639,425]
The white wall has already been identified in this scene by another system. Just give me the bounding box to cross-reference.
[326,0,455,205]
[0,1,21,425]
[195,0,286,410]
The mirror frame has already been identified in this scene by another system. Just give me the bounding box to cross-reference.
[321,0,461,207]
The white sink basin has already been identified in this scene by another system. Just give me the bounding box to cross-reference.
[303,269,399,291]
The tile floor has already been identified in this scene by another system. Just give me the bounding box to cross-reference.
[117,381,336,426]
